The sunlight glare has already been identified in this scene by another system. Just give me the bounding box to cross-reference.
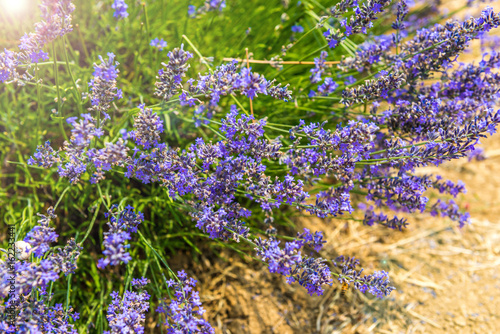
[1,0,28,15]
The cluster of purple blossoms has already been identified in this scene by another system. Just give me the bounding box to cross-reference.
[255,231,332,296]
[329,0,360,16]
[0,0,75,83]
[341,70,406,105]
[87,52,123,124]
[323,29,341,49]
[304,6,500,230]
[150,37,168,51]
[344,75,357,85]
[112,0,128,20]
[188,0,226,18]
[467,147,487,161]
[291,24,304,33]
[27,141,60,168]
[10,0,500,332]
[316,77,339,96]
[23,207,59,258]
[156,270,215,333]
[104,278,150,334]
[467,0,498,7]
[155,45,193,101]
[188,5,197,18]
[333,256,396,298]
[97,205,144,269]
[372,109,500,169]
[0,235,81,300]
[28,53,123,184]
[186,60,291,122]
[129,104,165,149]
[338,6,500,89]
[359,204,409,230]
[188,61,292,102]
[0,207,82,333]
[284,119,377,180]
[0,298,80,334]
[325,0,392,50]
[339,34,394,72]
[310,50,329,83]
[397,7,500,83]
[58,114,98,184]
[431,199,471,228]
[297,228,326,252]
[30,76,499,300]
[392,0,409,35]
[339,0,392,36]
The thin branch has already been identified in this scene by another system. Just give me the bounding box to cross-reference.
[222,57,340,65]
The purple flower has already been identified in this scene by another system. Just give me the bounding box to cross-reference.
[0,0,75,83]
[0,295,79,334]
[359,204,408,230]
[155,44,193,101]
[150,37,167,51]
[297,228,326,252]
[112,0,128,19]
[333,256,395,298]
[97,205,144,269]
[291,24,304,33]
[187,61,292,105]
[344,75,356,85]
[341,71,405,106]
[28,141,60,168]
[206,0,226,11]
[188,5,197,17]
[255,236,332,296]
[323,29,340,49]
[129,104,165,149]
[24,207,59,257]
[392,0,409,32]
[467,147,487,161]
[317,77,339,95]
[310,51,328,84]
[0,209,82,305]
[431,199,471,228]
[105,278,150,334]
[339,34,394,72]
[88,53,122,126]
[157,270,215,333]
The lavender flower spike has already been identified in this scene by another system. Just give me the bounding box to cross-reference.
[104,277,150,334]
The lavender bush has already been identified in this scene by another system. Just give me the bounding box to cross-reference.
[1,0,499,332]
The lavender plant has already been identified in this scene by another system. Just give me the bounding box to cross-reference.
[2,0,500,332]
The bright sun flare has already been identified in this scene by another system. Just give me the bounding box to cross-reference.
[1,0,28,15]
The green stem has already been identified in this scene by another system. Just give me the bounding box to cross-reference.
[143,3,153,67]
[63,36,83,114]
[97,183,111,211]
[80,202,101,244]
[35,64,42,145]
[64,274,72,316]
[54,186,71,210]
[137,230,179,283]
[52,42,68,141]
